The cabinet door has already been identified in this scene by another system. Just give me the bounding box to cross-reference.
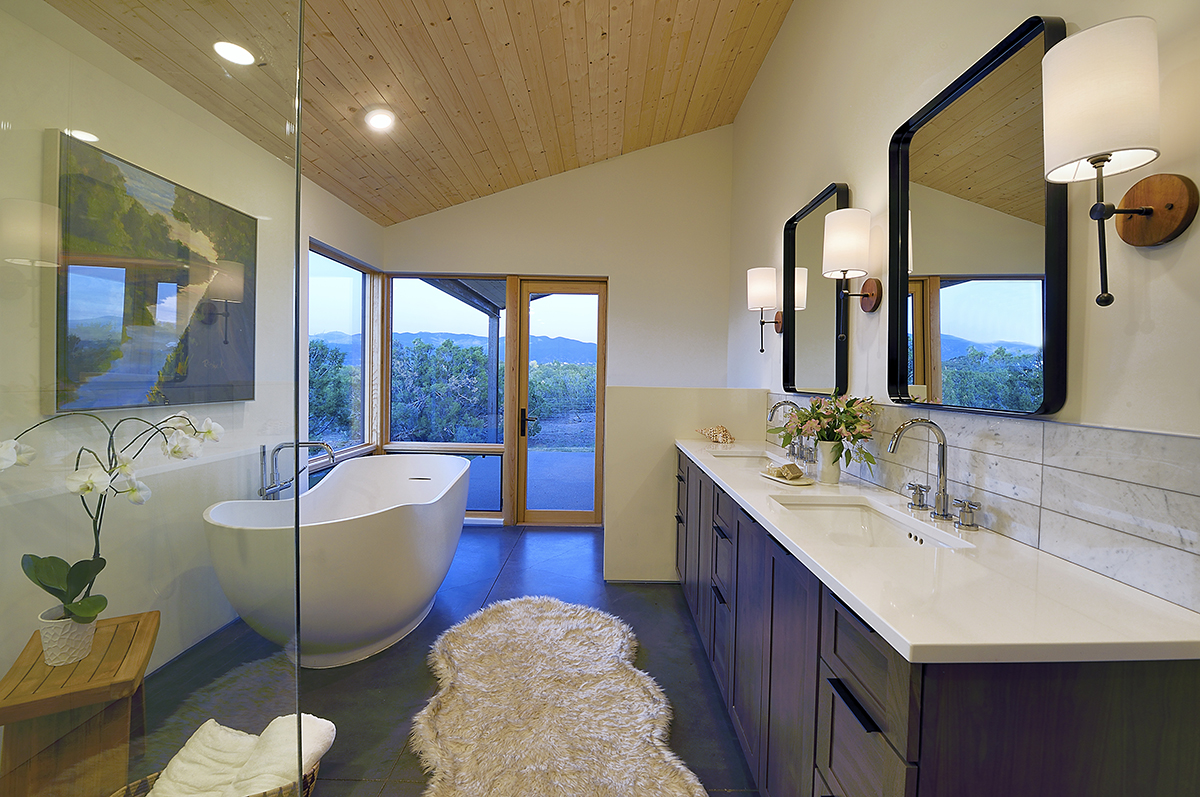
[696,470,716,657]
[674,459,687,582]
[730,509,769,778]
[683,460,703,615]
[762,540,821,797]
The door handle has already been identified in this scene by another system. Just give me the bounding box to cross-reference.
[520,408,538,437]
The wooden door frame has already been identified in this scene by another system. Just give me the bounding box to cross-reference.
[503,276,607,526]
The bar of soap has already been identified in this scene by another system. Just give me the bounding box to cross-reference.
[778,463,804,480]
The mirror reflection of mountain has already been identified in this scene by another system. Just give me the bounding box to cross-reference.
[312,332,597,368]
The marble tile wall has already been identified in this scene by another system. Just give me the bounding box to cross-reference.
[766,392,1200,613]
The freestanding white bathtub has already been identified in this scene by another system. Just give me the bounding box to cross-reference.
[202,454,469,668]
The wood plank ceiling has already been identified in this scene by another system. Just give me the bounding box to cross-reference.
[908,32,1046,227]
[47,0,794,226]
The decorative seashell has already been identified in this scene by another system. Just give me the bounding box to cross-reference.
[697,425,735,443]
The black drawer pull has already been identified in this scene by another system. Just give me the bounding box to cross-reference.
[712,522,729,540]
[676,473,685,483]
[828,678,880,734]
[711,583,727,606]
[675,513,684,524]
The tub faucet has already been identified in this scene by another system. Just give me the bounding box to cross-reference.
[768,400,802,461]
[261,441,336,499]
[887,419,954,520]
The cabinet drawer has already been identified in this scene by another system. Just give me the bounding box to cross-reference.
[816,661,917,797]
[677,449,688,475]
[715,485,736,528]
[711,517,734,595]
[710,580,732,701]
[821,590,921,761]
[676,469,687,515]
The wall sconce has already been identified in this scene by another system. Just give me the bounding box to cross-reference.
[822,208,881,341]
[199,260,245,343]
[1043,16,1198,307]
[747,267,778,353]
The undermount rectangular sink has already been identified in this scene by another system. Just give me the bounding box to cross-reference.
[768,495,974,549]
[708,448,785,469]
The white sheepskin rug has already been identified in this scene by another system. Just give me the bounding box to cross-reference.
[410,596,709,797]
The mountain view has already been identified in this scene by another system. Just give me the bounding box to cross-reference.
[311,331,596,367]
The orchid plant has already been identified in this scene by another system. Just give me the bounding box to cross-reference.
[767,394,878,472]
[0,411,222,623]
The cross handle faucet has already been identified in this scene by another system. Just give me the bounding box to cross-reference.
[888,419,954,520]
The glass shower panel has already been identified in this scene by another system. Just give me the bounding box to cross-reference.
[0,0,302,793]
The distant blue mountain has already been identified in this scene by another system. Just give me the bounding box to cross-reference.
[310,332,595,367]
[941,334,1040,361]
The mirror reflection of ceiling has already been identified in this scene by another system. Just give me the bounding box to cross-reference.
[908,33,1045,226]
[45,0,794,226]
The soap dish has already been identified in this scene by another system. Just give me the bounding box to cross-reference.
[759,469,815,487]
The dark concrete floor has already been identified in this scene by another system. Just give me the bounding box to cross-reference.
[143,525,757,796]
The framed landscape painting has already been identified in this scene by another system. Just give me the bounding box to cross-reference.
[55,133,256,410]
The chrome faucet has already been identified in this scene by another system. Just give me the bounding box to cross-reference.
[768,400,803,461]
[261,441,336,499]
[888,419,954,520]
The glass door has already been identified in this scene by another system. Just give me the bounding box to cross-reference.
[513,279,606,525]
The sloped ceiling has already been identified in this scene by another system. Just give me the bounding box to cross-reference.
[48,0,794,226]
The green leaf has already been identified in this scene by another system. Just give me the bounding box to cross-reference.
[65,557,106,603]
[22,554,70,602]
[65,594,107,623]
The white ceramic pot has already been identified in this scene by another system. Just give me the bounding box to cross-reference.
[815,440,842,485]
[38,605,97,666]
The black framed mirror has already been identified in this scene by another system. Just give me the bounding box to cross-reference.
[887,16,1067,415]
[783,182,849,394]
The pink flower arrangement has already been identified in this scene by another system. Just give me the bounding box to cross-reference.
[768,394,877,471]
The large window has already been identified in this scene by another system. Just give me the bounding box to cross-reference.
[308,249,366,451]
[390,278,504,444]
[390,277,505,513]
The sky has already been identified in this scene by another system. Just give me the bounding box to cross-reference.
[938,279,1043,346]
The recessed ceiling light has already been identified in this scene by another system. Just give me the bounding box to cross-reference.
[214,41,255,65]
[364,108,395,131]
[66,129,99,142]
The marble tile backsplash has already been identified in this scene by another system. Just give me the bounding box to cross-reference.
[766,393,1200,614]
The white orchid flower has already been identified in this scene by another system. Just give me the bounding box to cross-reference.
[161,411,195,433]
[124,479,152,505]
[0,440,16,471]
[13,441,35,466]
[161,429,201,460]
[112,452,137,479]
[66,466,113,495]
[196,418,224,443]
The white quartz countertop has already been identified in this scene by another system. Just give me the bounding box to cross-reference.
[676,437,1200,664]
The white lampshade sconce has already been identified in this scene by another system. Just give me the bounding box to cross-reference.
[747,267,781,353]
[1042,16,1197,307]
[821,208,881,342]
[200,260,245,343]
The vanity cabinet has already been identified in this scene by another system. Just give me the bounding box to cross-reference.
[675,444,1200,797]
[687,478,821,797]
[816,586,1200,797]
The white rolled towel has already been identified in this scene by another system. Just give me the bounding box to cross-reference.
[146,719,258,797]
[220,713,337,797]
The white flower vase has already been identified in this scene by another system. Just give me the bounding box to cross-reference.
[38,605,97,666]
[815,441,842,485]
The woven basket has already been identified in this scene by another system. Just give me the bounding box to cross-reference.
[107,762,319,797]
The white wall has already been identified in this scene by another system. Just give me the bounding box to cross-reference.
[729,0,1200,439]
[0,0,300,672]
[380,127,735,389]
[909,184,1043,277]
[605,387,765,580]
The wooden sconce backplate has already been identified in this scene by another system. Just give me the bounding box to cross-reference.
[1115,174,1199,247]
